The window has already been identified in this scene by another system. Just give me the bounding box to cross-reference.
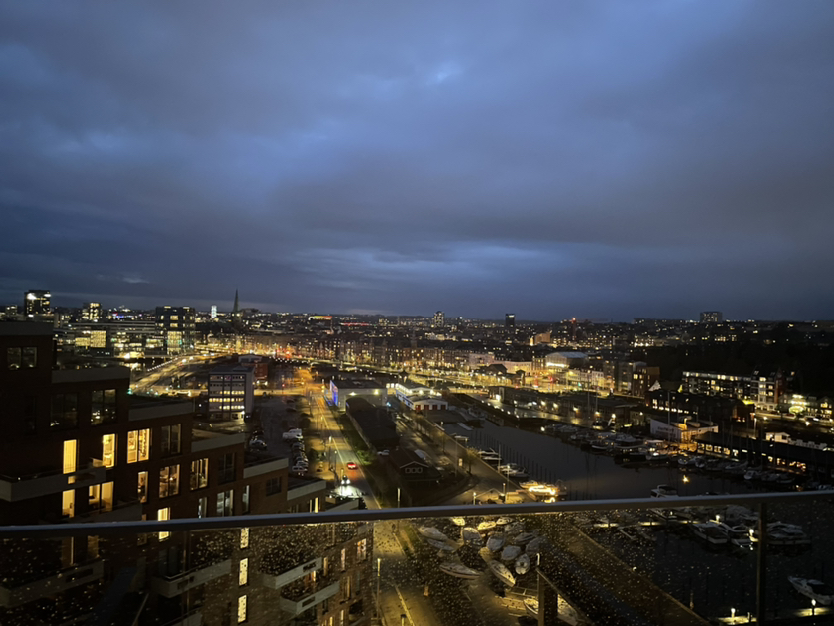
[91,389,116,425]
[62,489,75,518]
[218,453,235,485]
[237,595,247,624]
[102,434,117,468]
[138,471,148,503]
[7,347,21,370]
[22,347,37,369]
[191,458,209,490]
[357,539,367,561]
[340,548,346,571]
[159,465,180,498]
[157,507,170,540]
[197,496,208,518]
[51,393,78,428]
[127,429,150,463]
[239,558,248,586]
[216,490,234,517]
[63,439,77,474]
[89,482,113,512]
[265,477,282,496]
[160,424,181,456]
[242,484,250,514]
[240,528,249,549]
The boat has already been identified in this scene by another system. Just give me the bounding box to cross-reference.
[439,562,481,580]
[523,597,539,618]
[723,461,748,476]
[691,522,729,545]
[425,538,458,552]
[744,469,761,481]
[461,527,483,547]
[763,522,811,546]
[716,522,753,549]
[501,545,522,561]
[526,536,543,554]
[519,480,541,490]
[477,520,497,532]
[495,517,511,526]
[488,560,516,587]
[504,522,524,535]
[419,527,448,542]
[486,532,505,552]
[528,484,561,500]
[497,463,523,473]
[450,517,467,527]
[512,532,537,545]
[788,577,834,605]
[650,484,679,498]
[507,468,530,479]
[476,448,498,457]
[515,553,531,575]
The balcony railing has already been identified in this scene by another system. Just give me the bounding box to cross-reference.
[0,491,832,625]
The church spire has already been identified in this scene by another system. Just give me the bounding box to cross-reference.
[233,289,240,315]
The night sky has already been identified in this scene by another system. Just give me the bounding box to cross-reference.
[1,2,833,320]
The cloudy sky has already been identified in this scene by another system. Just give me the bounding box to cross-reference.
[1,1,833,320]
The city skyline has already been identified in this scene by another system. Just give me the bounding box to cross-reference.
[2,2,834,320]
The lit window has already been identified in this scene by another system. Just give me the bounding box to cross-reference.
[239,558,248,586]
[237,595,247,623]
[240,528,249,549]
[159,465,180,498]
[127,429,150,463]
[102,434,117,467]
[157,507,170,540]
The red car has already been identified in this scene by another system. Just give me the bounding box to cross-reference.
[346,461,357,470]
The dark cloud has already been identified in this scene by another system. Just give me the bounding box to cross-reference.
[1,1,833,319]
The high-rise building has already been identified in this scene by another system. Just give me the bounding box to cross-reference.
[700,311,723,323]
[433,311,445,327]
[232,289,242,320]
[505,313,516,328]
[155,306,196,354]
[24,290,51,316]
[82,301,101,321]
[211,304,217,319]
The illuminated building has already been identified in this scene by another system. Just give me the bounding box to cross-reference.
[208,365,254,421]
[433,310,445,327]
[155,306,196,354]
[0,323,334,625]
[23,290,50,316]
[700,311,724,323]
[211,304,217,319]
[82,301,101,321]
[505,313,516,328]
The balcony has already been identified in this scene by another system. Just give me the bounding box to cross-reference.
[0,559,104,608]
[0,461,107,502]
[258,557,321,590]
[75,499,144,523]
[151,559,232,598]
[279,579,341,617]
[0,492,832,625]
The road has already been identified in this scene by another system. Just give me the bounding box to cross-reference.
[296,370,443,626]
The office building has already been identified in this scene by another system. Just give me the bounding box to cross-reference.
[211,304,217,319]
[82,302,101,321]
[155,306,196,354]
[433,310,445,327]
[505,313,516,328]
[208,364,255,421]
[700,311,724,323]
[23,290,51,316]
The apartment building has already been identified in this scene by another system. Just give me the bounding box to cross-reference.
[0,323,357,626]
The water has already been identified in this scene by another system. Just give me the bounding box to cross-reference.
[445,420,761,500]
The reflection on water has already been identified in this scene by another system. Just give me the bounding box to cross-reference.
[445,420,762,500]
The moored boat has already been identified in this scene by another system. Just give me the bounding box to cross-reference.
[488,560,516,586]
[439,561,481,580]
[501,545,521,561]
[486,532,505,552]
[450,517,466,527]
[461,527,482,547]
[523,597,539,618]
[515,553,531,575]
[419,527,448,542]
